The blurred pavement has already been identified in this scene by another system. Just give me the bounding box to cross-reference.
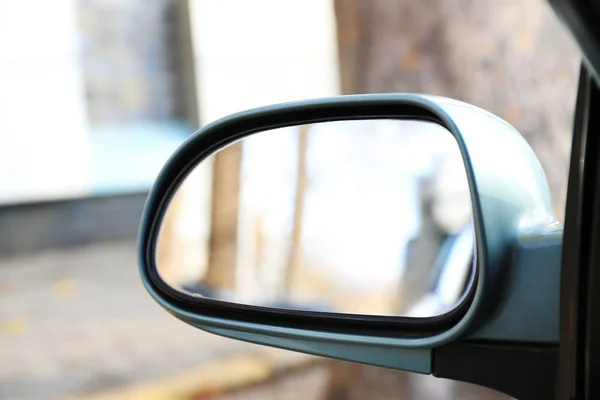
[0,242,507,400]
[217,365,328,400]
[0,242,316,400]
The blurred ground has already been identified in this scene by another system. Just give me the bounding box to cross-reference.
[0,242,317,400]
[214,365,329,400]
[0,242,509,400]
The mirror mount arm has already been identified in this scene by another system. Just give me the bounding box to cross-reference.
[433,340,558,400]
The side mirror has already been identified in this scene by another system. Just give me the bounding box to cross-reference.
[138,94,562,399]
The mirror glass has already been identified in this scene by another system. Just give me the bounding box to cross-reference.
[156,119,474,318]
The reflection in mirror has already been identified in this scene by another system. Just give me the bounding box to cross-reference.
[156,120,474,318]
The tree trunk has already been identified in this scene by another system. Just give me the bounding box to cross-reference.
[204,143,243,290]
[155,186,186,286]
[284,125,310,294]
[334,0,578,220]
[324,0,578,398]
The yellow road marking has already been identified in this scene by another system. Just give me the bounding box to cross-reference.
[0,317,29,337]
[51,279,79,300]
[61,354,278,400]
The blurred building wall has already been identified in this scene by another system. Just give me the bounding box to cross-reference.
[77,0,183,124]
[0,0,90,205]
[0,0,190,254]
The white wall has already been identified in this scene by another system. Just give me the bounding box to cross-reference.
[189,0,340,120]
[0,0,90,205]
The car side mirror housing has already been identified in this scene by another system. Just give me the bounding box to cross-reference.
[138,94,562,400]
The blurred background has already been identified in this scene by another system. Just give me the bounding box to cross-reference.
[0,0,578,399]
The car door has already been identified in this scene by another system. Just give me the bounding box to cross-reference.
[548,1,600,398]
[557,64,600,400]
